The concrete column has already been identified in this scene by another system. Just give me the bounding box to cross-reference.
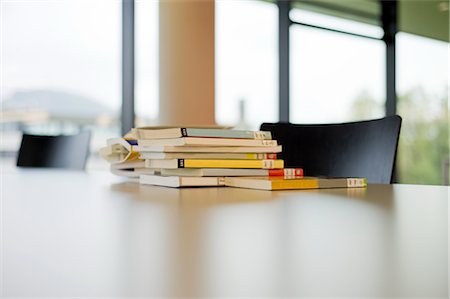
[159,0,215,126]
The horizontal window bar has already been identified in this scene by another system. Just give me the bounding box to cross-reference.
[290,20,382,40]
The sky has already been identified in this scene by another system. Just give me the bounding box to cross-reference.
[1,0,122,108]
[1,0,449,130]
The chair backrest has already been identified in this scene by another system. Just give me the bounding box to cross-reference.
[261,116,402,184]
[16,131,91,170]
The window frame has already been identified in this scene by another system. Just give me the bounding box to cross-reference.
[276,0,397,122]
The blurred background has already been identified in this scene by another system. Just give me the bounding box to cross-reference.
[1,0,449,185]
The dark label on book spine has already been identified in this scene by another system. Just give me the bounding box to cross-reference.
[178,159,185,168]
[181,128,188,137]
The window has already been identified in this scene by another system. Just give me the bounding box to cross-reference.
[290,10,385,124]
[135,0,159,127]
[1,0,121,169]
[290,8,383,39]
[215,0,278,130]
[396,33,449,185]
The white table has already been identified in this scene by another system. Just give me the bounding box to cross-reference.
[2,169,448,298]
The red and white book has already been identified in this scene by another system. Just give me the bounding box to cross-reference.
[159,168,303,177]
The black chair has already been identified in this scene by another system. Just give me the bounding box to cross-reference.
[261,116,402,184]
[16,131,91,170]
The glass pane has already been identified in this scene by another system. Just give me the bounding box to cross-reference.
[397,32,449,185]
[135,0,159,127]
[1,0,121,170]
[290,7,383,39]
[290,20,385,124]
[215,0,278,130]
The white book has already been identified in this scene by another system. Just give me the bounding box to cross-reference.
[101,138,135,164]
[134,127,272,140]
[133,145,282,153]
[111,167,155,178]
[140,174,225,188]
[135,168,160,175]
[139,152,278,160]
[110,160,145,170]
[137,137,277,147]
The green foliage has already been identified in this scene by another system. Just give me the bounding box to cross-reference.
[349,90,383,120]
[351,87,449,185]
[396,87,449,185]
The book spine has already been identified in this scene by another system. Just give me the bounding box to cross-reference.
[261,140,277,146]
[250,153,277,159]
[178,159,185,168]
[347,178,367,187]
[265,153,277,159]
[181,128,188,137]
[181,159,284,169]
[272,179,318,190]
[182,129,272,140]
[261,160,284,169]
[138,138,277,147]
[253,131,272,140]
[268,168,303,177]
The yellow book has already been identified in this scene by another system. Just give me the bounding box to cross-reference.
[139,152,278,160]
[224,176,367,190]
[145,159,284,169]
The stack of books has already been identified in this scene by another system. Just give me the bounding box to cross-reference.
[100,126,366,190]
[134,127,301,187]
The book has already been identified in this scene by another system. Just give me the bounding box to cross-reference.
[224,176,367,190]
[139,152,277,160]
[129,125,231,139]
[111,160,146,170]
[111,167,156,178]
[160,168,303,177]
[135,168,160,175]
[140,174,225,187]
[100,138,140,164]
[145,159,284,169]
[133,145,282,153]
[134,127,272,140]
[137,137,277,147]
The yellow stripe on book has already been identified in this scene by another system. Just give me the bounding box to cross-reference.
[271,179,319,190]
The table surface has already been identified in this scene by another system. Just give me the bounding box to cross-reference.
[2,169,449,298]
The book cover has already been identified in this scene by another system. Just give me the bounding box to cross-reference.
[140,174,225,188]
[160,168,303,177]
[137,137,277,147]
[224,176,367,190]
[135,127,272,140]
[145,159,284,169]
